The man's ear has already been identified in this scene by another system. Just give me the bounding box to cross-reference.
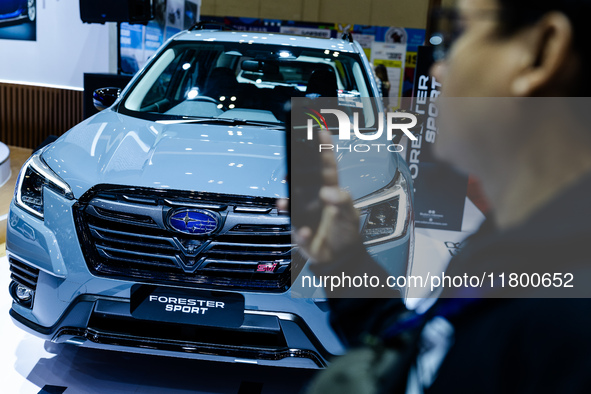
[511,12,577,96]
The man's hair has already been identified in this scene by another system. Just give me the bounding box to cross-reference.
[497,0,591,95]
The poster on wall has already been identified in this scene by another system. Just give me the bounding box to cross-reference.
[338,25,424,104]
[279,25,332,38]
[0,0,36,41]
[165,0,184,39]
[370,41,406,110]
[120,0,201,74]
[402,28,426,100]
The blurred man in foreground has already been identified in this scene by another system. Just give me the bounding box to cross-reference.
[292,0,591,392]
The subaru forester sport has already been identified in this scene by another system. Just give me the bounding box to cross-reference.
[6,27,414,368]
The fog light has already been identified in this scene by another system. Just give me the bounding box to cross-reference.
[15,284,33,301]
[9,281,34,307]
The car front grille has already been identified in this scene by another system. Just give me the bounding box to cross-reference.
[74,186,295,292]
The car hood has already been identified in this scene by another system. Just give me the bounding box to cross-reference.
[42,110,399,200]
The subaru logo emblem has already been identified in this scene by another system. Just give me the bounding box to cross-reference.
[168,209,219,235]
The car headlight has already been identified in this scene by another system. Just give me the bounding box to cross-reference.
[14,152,73,219]
[354,173,411,245]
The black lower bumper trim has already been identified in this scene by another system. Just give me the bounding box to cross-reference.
[10,308,54,335]
[55,327,327,368]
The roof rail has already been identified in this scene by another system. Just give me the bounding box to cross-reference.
[341,31,354,42]
[189,21,233,31]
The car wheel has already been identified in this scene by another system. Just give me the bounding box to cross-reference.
[27,0,36,22]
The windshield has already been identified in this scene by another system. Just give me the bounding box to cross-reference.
[119,40,374,125]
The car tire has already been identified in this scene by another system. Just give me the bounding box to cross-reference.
[27,0,35,22]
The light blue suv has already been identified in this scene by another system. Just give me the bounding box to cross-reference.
[6,27,414,368]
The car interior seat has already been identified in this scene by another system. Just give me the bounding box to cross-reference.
[202,67,240,101]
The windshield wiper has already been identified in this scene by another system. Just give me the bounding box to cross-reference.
[156,117,284,129]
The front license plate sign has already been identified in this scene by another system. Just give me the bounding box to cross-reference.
[130,285,245,328]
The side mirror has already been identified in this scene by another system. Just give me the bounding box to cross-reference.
[93,87,121,111]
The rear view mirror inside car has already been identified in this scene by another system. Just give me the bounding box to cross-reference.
[241,59,279,73]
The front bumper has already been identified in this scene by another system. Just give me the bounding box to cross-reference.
[10,293,332,368]
[6,185,411,368]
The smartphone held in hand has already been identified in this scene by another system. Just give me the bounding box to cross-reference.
[287,100,326,232]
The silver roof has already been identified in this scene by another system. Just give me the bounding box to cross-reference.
[174,30,359,53]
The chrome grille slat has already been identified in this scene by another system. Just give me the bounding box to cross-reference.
[96,245,180,267]
[75,186,292,292]
[91,206,158,226]
[89,225,178,250]
[209,241,294,249]
[164,198,227,210]
[206,249,291,257]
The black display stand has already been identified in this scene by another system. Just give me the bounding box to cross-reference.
[408,46,469,231]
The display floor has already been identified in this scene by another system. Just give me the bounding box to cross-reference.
[0,147,486,393]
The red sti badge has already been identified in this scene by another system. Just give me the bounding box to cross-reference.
[257,262,278,273]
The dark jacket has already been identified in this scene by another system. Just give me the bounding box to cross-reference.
[316,173,591,393]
